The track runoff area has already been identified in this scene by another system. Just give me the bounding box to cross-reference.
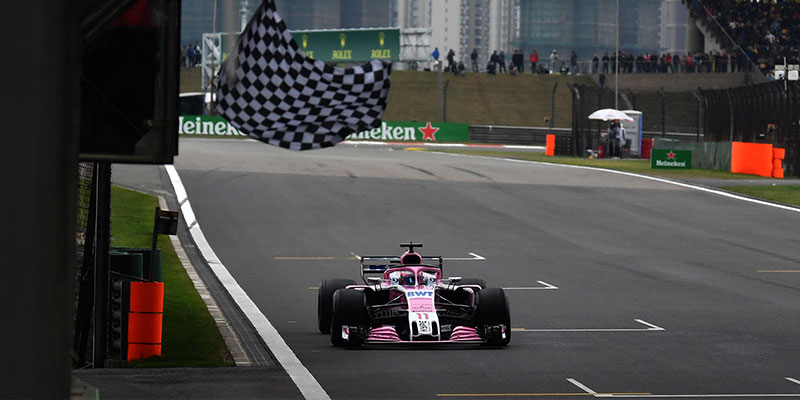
[171,139,800,399]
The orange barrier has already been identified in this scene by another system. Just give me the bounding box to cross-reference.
[773,168,785,179]
[545,134,555,156]
[730,142,774,178]
[773,159,783,169]
[127,282,164,361]
[773,147,785,160]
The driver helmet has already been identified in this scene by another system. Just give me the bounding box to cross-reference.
[419,271,437,287]
[389,271,415,286]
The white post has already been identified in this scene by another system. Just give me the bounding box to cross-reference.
[240,0,249,32]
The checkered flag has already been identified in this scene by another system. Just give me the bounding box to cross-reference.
[216,0,392,150]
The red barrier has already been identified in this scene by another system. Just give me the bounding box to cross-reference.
[773,159,783,169]
[641,138,653,159]
[545,134,555,156]
[773,147,785,160]
[127,282,164,361]
[773,168,785,179]
[730,142,773,178]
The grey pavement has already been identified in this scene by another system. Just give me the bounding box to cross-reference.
[79,138,800,399]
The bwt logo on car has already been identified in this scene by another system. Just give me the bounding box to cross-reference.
[407,291,434,297]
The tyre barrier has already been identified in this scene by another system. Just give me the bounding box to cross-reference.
[127,281,164,361]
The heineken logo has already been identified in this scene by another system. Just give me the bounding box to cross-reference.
[347,121,444,141]
[419,122,439,141]
[651,149,692,169]
[345,121,469,142]
[178,116,246,137]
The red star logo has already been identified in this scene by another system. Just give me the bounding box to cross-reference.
[419,122,439,141]
[667,151,676,160]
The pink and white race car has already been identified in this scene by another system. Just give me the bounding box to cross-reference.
[317,243,510,347]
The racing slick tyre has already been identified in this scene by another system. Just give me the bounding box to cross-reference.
[330,289,369,347]
[475,288,511,346]
[459,278,486,289]
[318,279,356,334]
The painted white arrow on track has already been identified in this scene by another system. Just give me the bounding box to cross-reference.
[444,253,485,261]
[504,281,559,290]
[515,319,665,332]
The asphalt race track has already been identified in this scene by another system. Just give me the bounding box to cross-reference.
[110,138,800,399]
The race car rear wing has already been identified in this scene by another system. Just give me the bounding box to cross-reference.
[360,255,443,281]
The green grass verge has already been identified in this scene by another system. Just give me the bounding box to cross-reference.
[111,186,234,367]
[429,149,761,180]
[719,185,800,207]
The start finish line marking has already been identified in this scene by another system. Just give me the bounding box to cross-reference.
[513,319,665,333]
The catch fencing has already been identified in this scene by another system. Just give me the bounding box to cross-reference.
[568,84,702,156]
[72,162,113,368]
[698,80,800,177]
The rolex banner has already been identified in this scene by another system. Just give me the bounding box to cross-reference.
[651,149,692,169]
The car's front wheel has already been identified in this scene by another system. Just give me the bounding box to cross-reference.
[318,279,356,334]
[330,289,369,347]
[475,288,511,346]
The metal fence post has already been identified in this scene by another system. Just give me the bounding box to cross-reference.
[551,83,558,130]
[92,162,112,368]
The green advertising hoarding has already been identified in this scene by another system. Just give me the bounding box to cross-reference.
[651,149,692,169]
[178,115,247,136]
[293,28,399,62]
[178,117,469,143]
[346,121,469,142]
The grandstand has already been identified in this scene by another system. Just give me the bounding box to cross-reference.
[685,0,800,77]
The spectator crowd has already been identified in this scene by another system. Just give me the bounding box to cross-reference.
[686,0,800,74]
[435,47,761,76]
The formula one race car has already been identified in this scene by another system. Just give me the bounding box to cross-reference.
[317,243,510,347]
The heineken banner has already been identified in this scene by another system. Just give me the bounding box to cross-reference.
[293,28,399,62]
[179,118,469,143]
[346,121,470,142]
[651,149,692,169]
[179,116,247,136]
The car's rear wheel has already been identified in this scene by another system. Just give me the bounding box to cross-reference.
[475,288,511,346]
[318,279,356,334]
[330,289,369,347]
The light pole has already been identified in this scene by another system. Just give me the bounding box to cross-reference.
[240,0,249,32]
[615,0,619,110]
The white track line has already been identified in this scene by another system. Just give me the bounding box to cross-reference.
[517,319,664,332]
[564,377,800,398]
[786,377,800,386]
[444,252,486,261]
[504,280,559,290]
[606,394,800,398]
[165,165,330,400]
[567,378,598,395]
[437,152,800,214]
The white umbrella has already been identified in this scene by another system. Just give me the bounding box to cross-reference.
[588,108,633,122]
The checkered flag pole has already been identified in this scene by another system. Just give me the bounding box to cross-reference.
[216,0,392,150]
